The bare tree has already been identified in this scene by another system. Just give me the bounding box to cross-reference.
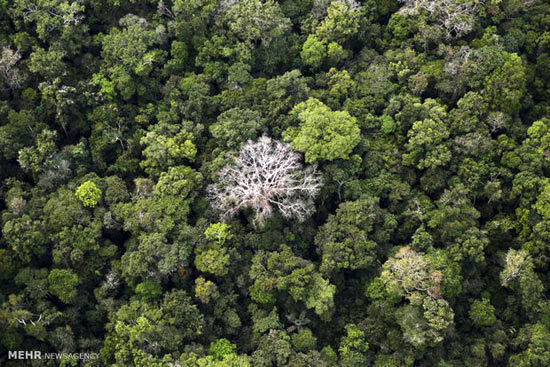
[500,249,529,286]
[399,0,480,39]
[486,111,510,133]
[444,46,472,76]
[208,136,323,226]
[311,0,361,19]
[0,47,25,90]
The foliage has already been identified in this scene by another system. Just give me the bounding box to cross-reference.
[75,181,102,207]
[48,269,78,304]
[284,97,360,163]
[0,0,549,365]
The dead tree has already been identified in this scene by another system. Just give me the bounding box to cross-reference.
[208,136,323,226]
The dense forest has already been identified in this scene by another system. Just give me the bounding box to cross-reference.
[0,0,549,365]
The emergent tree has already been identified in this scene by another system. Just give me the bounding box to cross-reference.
[208,136,322,226]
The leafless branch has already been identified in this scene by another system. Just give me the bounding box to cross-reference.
[208,136,323,226]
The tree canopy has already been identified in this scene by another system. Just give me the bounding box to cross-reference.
[1,0,549,366]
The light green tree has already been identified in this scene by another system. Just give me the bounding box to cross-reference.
[301,35,326,69]
[75,181,102,208]
[284,98,360,163]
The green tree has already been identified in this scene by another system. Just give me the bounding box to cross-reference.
[301,35,326,69]
[103,291,203,366]
[315,0,361,44]
[121,232,190,282]
[135,280,162,301]
[315,195,396,275]
[194,277,219,304]
[500,249,544,312]
[99,14,165,100]
[402,99,451,170]
[140,122,197,177]
[154,165,203,198]
[209,108,263,150]
[339,324,369,366]
[11,0,85,41]
[469,298,497,327]
[208,338,236,360]
[484,52,526,115]
[509,323,550,367]
[48,269,78,304]
[249,245,336,319]
[75,181,102,208]
[284,98,360,163]
[223,0,291,46]
[195,247,231,277]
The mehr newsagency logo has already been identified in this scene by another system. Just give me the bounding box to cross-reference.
[8,350,99,360]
